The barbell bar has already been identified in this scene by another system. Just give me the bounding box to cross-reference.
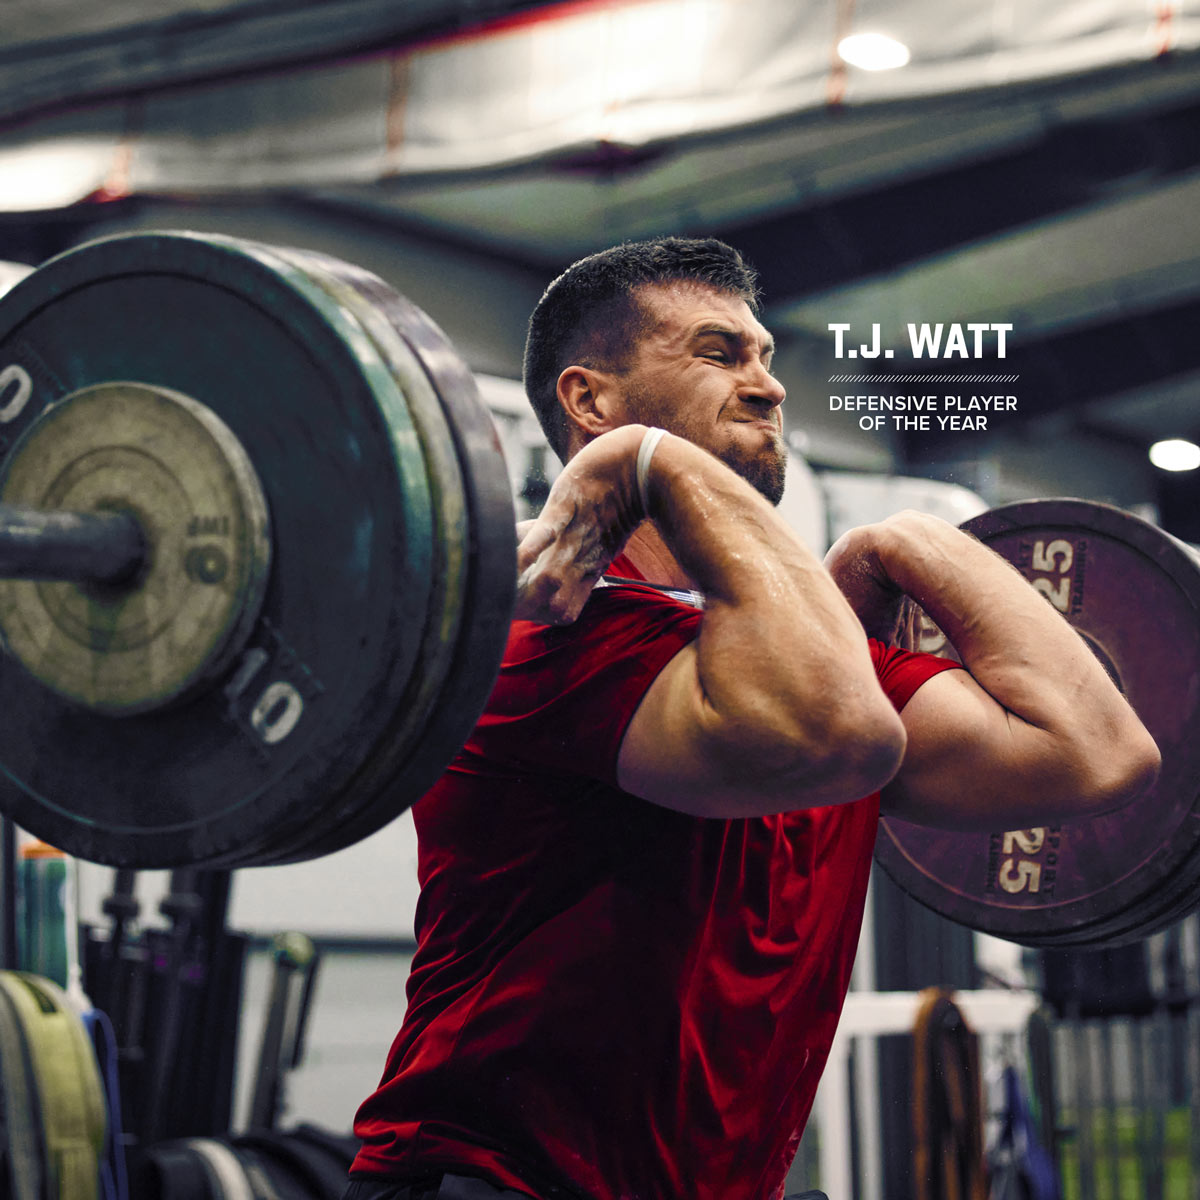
[0,504,145,585]
[0,231,1197,952]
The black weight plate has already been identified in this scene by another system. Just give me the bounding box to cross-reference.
[164,238,517,869]
[0,232,439,867]
[875,499,1200,948]
[246,246,516,863]
[182,239,476,866]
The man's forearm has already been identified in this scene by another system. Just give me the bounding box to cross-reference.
[641,433,906,798]
[874,512,1112,724]
[870,511,1159,808]
[517,426,907,810]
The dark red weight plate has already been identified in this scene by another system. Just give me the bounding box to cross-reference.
[0,231,452,868]
[874,499,1200,948]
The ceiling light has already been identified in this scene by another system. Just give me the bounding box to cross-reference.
[837,33,911,71]
[1149,439,1200,472]
[0,140,112,212]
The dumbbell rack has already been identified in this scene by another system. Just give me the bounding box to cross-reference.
[85,867,245,1147]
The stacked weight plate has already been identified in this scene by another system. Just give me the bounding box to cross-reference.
[875,499,1200,948]
[0,971,107,1200]
[228,240,519,863]
[0,231,515,867]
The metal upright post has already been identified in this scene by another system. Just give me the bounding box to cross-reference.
[0,816,16,969]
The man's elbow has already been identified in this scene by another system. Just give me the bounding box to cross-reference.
[843,702,909,796]
[781,697,908,803]
[699,690,908,815]
[1075,722,1161,817]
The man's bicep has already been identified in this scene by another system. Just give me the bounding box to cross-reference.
[616,642,817,819]
[616,637,906,820]
[616,642,736,817]
[881,668,1062,830]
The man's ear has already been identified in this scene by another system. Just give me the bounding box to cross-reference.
[557,366,625,439]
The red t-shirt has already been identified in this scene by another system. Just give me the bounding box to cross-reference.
[352,556,960,1199]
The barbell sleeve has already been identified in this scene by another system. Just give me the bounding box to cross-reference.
[0,503,146,585]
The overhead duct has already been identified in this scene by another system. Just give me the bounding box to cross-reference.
[1,0,1198,210]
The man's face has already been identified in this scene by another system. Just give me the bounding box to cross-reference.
[617,282,788,504]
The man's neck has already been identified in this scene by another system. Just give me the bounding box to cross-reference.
[619,523,697,591]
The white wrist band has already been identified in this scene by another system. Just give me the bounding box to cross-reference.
[636,427,668,517]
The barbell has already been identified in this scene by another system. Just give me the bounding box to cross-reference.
[0,232,515,870]
[0,232,1196,951]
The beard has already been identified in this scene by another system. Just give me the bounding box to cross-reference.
[715,429,787,506]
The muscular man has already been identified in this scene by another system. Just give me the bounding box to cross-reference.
[346,239,1158,1200]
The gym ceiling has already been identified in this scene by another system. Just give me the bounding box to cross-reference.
[2,0,1199,478]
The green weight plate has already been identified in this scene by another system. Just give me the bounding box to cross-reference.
[217,244,470,864]
[239,245,516,863]
[0,231,439,867]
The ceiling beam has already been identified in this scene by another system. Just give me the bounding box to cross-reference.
[721,97,1200,306]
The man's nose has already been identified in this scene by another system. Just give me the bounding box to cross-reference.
[745,363,786,409]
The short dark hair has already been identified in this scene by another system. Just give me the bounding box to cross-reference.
[522,237,761,460]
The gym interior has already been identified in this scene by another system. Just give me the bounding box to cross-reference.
[1,1,1199,1197]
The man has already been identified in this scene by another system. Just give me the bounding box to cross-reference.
[346,239,1158,1200]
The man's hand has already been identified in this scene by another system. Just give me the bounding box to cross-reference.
[514,426,647,625]
[824,527,908,642]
